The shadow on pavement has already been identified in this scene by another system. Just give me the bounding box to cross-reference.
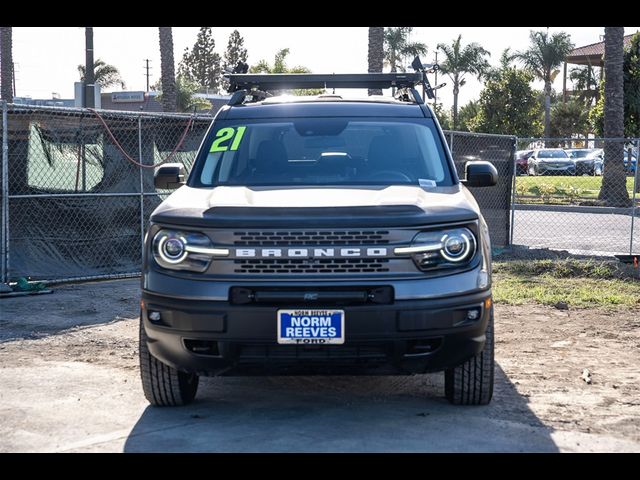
[124,364,558,452]
[0,278,139,343]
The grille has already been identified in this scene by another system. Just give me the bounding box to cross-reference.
[233,230,390,246]
[234,258,390,274]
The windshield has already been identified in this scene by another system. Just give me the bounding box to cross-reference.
[538,150,568,159]
[189,118,453,187]
[567,150,591,158]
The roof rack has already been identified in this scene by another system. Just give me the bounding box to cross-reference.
[227,72,423,92]
[224,57,445,107]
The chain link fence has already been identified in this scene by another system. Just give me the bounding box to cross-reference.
[443,130,516,247]
[512,137,639,256]
[1,103,211,283]
[2,102,638,284]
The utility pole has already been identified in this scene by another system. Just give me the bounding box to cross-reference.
[143,59,151,92]
[84,27,95,108]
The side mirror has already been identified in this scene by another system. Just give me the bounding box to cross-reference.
[462,161,498,187]
[154,163,185,189]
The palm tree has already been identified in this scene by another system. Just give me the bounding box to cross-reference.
[383,27,427,95]
[569,65,599,105]
[158,27,177,112]
[437,35,490,130]
[0,27,13,102]
[383,27,427,73]
[368,27,384,96]
[155,76,211,113]
[598,27,629,207]
[78,59,126,89]
[516,30,574,138]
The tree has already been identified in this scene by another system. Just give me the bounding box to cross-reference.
[249,48,321,95]
[598,27,629,207]
[158,27,177,112]
[569,65,599,106]
[221,30,248,92]
[458,100,480,132]
[178,27,222,93]
[515,29,574,138]
[368,27,384,95]
[486,48,516,81]
[78,59,126,89]
[470,67,543,137]
[549,99,590,140]
[383,27,427,95]
[154,76,211,113]
[590,32,640,138]
[0,27,13,102]
[432,103,451,130]
[437,35,491,130]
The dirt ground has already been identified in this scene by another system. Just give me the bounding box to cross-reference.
[1,278,639,452]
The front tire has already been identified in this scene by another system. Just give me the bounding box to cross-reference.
[139,314,199,406]
[445,307,494,405]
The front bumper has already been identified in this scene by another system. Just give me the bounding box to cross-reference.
[141,287,492,376]
[575,162,595,175]
[538,164,576,175]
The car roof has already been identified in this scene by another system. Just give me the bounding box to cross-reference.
[221,99,429,120]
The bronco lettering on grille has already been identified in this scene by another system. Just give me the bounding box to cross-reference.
[234,247,389,258]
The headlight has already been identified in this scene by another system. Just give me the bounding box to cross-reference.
[152,229,228,272]
[394,227,477,271]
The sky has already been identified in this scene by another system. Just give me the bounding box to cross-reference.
[11,27,640,110]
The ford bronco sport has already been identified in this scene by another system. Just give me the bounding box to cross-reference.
[140,64,498,406]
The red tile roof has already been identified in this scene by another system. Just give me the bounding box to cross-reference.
[567,34,635,60]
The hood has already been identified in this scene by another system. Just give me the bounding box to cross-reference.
[150,185,480,228]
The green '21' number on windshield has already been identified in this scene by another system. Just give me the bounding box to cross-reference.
[209,126,246,153]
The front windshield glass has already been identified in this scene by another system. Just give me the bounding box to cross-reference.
[538,150,569,159]
[190,118,453,187]
[568,150,590,158]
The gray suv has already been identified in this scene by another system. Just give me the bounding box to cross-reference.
[139,70,498,407]
[527,148,576,176]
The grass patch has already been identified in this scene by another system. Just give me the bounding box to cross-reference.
[515,175,636,199]
[493,259,640,308]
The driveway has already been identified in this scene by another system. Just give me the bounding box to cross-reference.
[1,279,639,452]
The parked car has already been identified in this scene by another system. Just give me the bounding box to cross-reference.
[527,148,576,176]
[566,148,603,176]
[600,148,637,176]
[515,150,534,175]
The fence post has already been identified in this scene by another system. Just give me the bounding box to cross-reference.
[449,132,454,158]
[509,136,518,246]
[1,101,8,284]
[630,138,639,255]
[138,115,145,265]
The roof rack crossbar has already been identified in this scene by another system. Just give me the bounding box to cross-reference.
[226,72,423,93]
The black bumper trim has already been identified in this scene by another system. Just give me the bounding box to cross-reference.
[141,289,491,376]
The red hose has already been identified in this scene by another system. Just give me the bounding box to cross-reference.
[87,108,195,169]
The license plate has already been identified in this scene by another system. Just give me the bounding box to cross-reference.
[277,309,345,345]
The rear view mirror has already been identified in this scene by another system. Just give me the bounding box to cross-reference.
[154,163,185,189]
[462,161,498,187]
